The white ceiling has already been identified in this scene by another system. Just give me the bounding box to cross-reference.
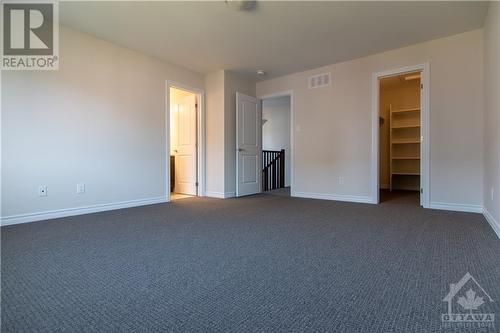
[60,1,488,80]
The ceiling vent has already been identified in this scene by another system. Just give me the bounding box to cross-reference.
[308,72,331,89]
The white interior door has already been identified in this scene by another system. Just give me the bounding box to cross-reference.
[236,92,262,196]
[172,94,197,195]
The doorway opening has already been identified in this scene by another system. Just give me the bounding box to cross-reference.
[378,71,422,205]
[169,86,198,201]
[261,94,291,197]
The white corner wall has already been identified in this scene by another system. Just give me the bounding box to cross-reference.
[204,70,256,198]
[204,70,226,198]
[257,30,484,209]
[483,3,500,237]
[1,26,204,225]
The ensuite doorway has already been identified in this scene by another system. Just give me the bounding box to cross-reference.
[169,86,198,201]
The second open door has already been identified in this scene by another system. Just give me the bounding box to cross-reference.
[236,92,262,197]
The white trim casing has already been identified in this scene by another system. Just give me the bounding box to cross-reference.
[258,90,295,194]
[205,191,236,199]
[166,81,206,201]
[0,70,2,221]
[428,202,483,213]
[1,197,167,226]
[371,73,379,204]
[483,209,500,239]
[371,63,430,207]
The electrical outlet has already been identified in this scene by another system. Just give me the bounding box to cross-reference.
[492,187,495,201]
[338,176,344,185]
[77,183,85,194]
[38,185,47,197]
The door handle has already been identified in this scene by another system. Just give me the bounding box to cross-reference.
[174,149,178,153]
[238,148,244,152]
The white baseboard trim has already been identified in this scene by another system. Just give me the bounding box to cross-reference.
[204,191,224,198]
[483,208,500,239]
[429,202,483,213]
[292,191,373,204]
[1,196,168,226]
[205,191,236,199]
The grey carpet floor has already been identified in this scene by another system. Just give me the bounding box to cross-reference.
[2,190,499,332]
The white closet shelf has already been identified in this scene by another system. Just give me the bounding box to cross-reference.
[391,139,420,144]
[389,104,421,192]
[392,172,420,176]
[390,107,420,113]
[391,124,421,129]
[391,156,420,160]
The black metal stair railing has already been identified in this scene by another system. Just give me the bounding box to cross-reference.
[262,149,285,191]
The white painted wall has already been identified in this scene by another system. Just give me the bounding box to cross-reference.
[1,24,491,224]
[204,71,226,197]
[483,3,500,236]
[1,27,204,223]
[262,96,291,187]
[257,30,484,208]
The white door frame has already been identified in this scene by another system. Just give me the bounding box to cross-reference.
[371,63,430,207]
[258,90,295,195]
[165,80,205,201]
